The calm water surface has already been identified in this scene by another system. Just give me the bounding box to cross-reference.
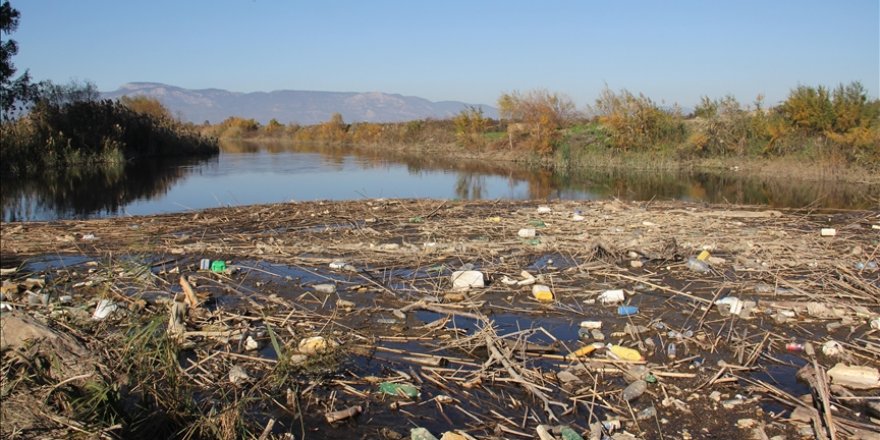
[2,141,876,221]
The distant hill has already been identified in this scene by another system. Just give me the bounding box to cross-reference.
[101,82,498,125]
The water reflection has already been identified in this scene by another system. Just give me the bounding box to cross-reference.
[1,155,218,221]
[1,139,876,221]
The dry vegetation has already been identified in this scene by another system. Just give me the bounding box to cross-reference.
[1,199,878,439]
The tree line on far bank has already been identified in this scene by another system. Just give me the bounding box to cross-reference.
[205,82,879,169]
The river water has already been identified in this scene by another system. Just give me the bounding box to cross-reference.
[1,141,876,221]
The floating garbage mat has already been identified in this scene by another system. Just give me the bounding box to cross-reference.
[1,199,879,439]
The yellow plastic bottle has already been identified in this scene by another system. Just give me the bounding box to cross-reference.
[532,284,554,303]
[607,344,644,361]
[566,342,605,360]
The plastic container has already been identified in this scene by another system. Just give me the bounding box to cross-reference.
[532,284,554,303]
[820,228,837,237]
[379,382,420,399]
[199,258,211,271]
[667,343,677,360]
[599,289,625,304]
[607,344,644,361]
[686,257,710,273]
[617,305,639,316]
[622,379,647,402]
[210,260,227,273]
[785,342,804,352]
[517,228,536,238]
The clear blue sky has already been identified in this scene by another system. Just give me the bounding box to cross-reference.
[9,0,879,108]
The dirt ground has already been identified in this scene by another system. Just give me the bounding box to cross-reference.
[1,199,878,439]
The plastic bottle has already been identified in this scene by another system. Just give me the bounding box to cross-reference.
[622,379,647,402]
[667,343,677,360]
[785,342,805,352]
[210,260,227,273]
[607,344,644,361]
[617,305,639,316]
[686,257,710,273]
[636,406,657,420]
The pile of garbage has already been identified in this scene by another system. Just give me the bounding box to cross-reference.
[1,199,878,439]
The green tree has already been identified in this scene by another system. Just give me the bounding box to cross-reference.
[0,0,31,120]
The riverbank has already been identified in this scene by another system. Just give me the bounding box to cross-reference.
[2,199,878,439]
[222,136,880,186]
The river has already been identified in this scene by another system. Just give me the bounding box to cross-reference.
[1,141,876,221]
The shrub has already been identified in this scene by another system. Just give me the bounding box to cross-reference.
[592,87,686,151]
[498,89,576,155]
[453,106,488,148]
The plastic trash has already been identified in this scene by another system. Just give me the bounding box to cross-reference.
[820,228,837,237]
[855,261,878,270]
[622,379,647,401]
[199,258,211,271]
[572,214,585,222]
[715,297,744,315]
[785,342,804,352]
[450,270,484,290]
[559,426,584,440]
[92,299,119,320]
[329,261,347,270]
[599,289,625,304]
[636,406,657,420]
[567,342,604,360]
[517,228,536,238]
[617,305,639,316]
[827,364,880,389]
[298,336,338,355]
[607,344,644,361]
[313,284,337,294]
[228,365,250,384]
[411,427,439,440]
[686,257,710,273]
[696,250,711,261]
[579,320,603,330]
[210,260,227,273]
[667,343,677,359]
[822,340,843,357]
[532,284,554,303]
[536,206,552,214]
[380,382,420,399]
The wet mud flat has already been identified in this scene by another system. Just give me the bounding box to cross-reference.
[1,199,878,440]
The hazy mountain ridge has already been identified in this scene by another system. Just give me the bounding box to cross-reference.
[101,82,498,125]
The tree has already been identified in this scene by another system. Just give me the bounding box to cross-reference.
[0,0,31,120]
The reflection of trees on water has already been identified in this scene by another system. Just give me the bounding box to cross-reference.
[1,155,218,221]
[240,139,878,209]
[16,138,866,220]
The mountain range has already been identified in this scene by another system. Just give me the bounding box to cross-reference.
[101,82,498,125]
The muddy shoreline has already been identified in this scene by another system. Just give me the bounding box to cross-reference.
[1,199,879,439]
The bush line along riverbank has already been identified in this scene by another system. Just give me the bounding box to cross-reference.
[206,83,879,179]
[0,85,219,175]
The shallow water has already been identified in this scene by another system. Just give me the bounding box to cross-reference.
[2,140,876,221]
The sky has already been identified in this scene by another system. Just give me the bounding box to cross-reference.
[8,0,879,108]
